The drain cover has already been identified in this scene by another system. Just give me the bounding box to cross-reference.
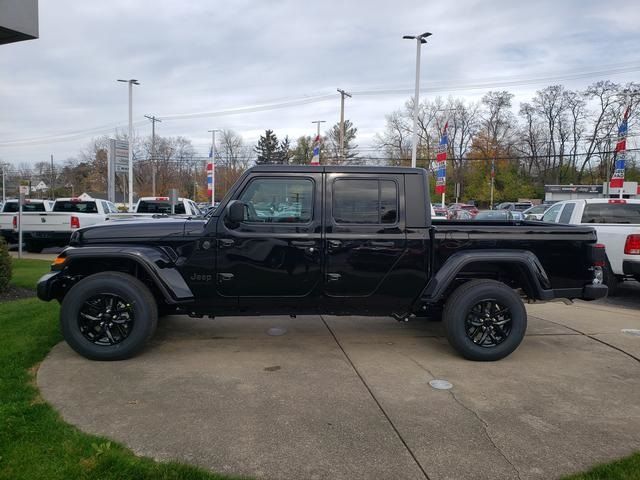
[266,327,287,336]
[621,329,640,337]
[429,379,453,390]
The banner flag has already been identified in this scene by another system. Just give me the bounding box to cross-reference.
[610,106,630,189]
[435,122,448,194]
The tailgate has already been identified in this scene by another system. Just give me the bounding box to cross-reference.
[594,225,640,273]
[18,212,73,233]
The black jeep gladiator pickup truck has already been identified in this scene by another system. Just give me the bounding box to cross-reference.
[37,166,607,361]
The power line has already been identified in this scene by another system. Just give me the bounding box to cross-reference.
[2,63,639,148]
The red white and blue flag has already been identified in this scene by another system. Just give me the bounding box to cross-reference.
[610,106,630,189]
[207,162,214,196]
[311,135,321,165]
[435,122,448,194]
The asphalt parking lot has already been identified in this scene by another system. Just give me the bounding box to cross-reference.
[37,292,640,480]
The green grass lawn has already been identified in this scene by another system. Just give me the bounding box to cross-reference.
[10,258,52,289]
[562,454,640,480]
[0,259,236,480]
[1,259,638,479]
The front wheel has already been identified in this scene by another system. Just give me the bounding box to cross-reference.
[443,279,527,361]
[60,272,158,360]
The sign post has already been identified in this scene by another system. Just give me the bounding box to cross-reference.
[169,188,178,215]
[109,139,129,206]
[18,184,29,259]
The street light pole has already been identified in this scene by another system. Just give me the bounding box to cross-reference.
[118,79,140,211]
[208,129,221,206]
[403,32,432,168]
[1,163,7,204]
[145,115,162,196]
[337,89,352,163]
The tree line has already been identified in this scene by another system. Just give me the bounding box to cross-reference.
[3,80,638,204]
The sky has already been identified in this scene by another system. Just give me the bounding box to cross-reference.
[1,0,639,167]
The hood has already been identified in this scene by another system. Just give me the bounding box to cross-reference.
[71,217,206,245]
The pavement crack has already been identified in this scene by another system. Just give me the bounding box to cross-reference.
[320,316,431,480]
[543,319,640,364]
[405,355,523,480]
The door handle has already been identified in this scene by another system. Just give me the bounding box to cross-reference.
[219,238,235,248]
[368,241,394,248]
[327,273,342,282]
[217,273,234,283]
[328,239,342,250]
[291,240,316,247]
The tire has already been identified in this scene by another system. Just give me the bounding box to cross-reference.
[60,272,158,360]
[443,279,527,361]
[603,259,619,297]
[25,241,44,253]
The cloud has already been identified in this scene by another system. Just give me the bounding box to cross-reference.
[0,0,639,165]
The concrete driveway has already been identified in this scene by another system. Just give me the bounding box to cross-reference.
[38,300,640,480]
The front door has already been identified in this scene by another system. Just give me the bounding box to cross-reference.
[323,173,407,312]
[216,174,323,307]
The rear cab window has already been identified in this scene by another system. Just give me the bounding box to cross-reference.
[53,201,98,213]
[581,202,640,224]
[3,202,47,213]
[137,200,187,214]
[332,179,398,224]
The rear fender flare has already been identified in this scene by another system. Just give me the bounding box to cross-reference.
[420,249,552,303]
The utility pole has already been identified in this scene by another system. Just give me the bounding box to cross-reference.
[117,79,140,211]
[49,154,55,198]
[208,129,221,206]
[311,120,326,165]
[403,32,432,168]
[145,114,162,196]
[337,89,352,163]
[1,163,7,204]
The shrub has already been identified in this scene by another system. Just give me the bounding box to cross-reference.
[0,236,11,293]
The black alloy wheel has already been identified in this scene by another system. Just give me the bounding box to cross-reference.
[78,294,135,346]
[465,300,512,348]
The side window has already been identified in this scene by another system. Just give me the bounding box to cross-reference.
[558,203,575,224]
[542,203,563,223]
[332,179,398,224]
[239,177,313,223]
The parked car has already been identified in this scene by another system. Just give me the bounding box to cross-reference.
[523,203,552,220]
[38,165,607,363]
[474,210,513,220]
[542,198,640,294]
[16,197,117,252]
[432,205,448,218]
[448,203,479,219]
[0,199,55,244]
[496,201,533,211]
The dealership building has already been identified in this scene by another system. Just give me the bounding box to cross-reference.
[0,0,38,45]
[544,182,639,202]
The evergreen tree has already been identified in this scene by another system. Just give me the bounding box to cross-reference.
[254,129,280,164]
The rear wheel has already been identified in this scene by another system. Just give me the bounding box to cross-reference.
[443,279,527,361]
[60,272,158,360]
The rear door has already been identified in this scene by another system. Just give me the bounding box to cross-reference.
[323,173,407,309]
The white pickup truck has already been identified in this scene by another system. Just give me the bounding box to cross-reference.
[542,198,640,294]
[17,197,118,252]
[0,199,54,244]
[133,196,202,216]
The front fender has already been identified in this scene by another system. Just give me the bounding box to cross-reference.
[421,249,553,303]
[54,245,194,303]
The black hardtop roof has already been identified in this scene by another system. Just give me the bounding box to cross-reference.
[247,165,426,175]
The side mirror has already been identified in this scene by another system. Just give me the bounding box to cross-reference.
[226,200,246,225]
